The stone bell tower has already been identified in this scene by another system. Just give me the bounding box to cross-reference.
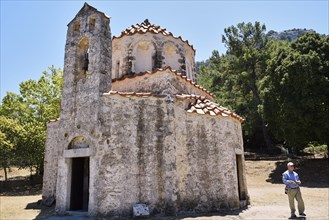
[42,3,112,214]
[61,3,112,122]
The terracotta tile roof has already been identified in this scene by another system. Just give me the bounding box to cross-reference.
[176,94,245,122]
[112,66,215,99]
[113,19,195,52]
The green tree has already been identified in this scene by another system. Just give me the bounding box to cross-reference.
[204,22,272,149]
[0,66,63,174]
[264,32,329,152]
[197,50,223,95]
[0,116,25,181]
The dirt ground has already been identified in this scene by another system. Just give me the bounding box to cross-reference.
[0,159,328,220]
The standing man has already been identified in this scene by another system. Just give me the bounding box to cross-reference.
[282,162,306,219]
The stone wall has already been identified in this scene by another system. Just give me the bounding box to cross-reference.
[85,94,246,216]
[43,93,246,217]
[95,95,176,216]
[42,121,61,202]
[175,101,244,211]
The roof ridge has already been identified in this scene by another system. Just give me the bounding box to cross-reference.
[103,91,165,98]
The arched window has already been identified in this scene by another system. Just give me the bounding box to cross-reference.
[163,43,180,71]
[134,41,154,73]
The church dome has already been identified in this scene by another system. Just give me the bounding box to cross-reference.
[112,19,196,82]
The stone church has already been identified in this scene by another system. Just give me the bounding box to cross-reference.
[42,3,249,217]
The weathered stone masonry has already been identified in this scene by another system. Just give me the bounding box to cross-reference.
[42,3,249,217]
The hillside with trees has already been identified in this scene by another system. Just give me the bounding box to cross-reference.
[267,28,315,41]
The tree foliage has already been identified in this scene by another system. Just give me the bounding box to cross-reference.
[0,66,63,175]
[0,116,25,181]
[263,32,329,151]
[198,23,329,153]
[199,22,272,149]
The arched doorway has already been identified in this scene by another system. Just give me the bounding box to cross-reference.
[68,136,90,211]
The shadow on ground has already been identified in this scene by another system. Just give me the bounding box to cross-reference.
[0,174,43,196]
[28,204,249,220]
[266,158,329,188]
[24,200,56,220]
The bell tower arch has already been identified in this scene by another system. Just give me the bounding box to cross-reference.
[76,37,90,80]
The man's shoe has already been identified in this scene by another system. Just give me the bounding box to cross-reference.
[289,214,297,219]
[300,213,306,216]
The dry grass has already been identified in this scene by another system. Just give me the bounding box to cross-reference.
[0,159,328,219]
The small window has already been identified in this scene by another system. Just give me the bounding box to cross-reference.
[74,21,80,36]
[189,66,192,80]
[115,61,120,78]
[82,49,89,77]
[89,17,96,32]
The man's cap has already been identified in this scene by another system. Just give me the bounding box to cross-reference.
[287,162,294,166]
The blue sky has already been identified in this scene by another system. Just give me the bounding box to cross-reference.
[1,1,328,99]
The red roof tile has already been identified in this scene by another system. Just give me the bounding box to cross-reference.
[113,19,195,52]
[176,95,245,122]
[112,66,216,99]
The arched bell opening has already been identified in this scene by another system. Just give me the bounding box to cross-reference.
[75,37,90,80]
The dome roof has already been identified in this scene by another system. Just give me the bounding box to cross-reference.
[113,19,195,52]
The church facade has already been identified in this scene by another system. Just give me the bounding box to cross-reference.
[42,3,249,217]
